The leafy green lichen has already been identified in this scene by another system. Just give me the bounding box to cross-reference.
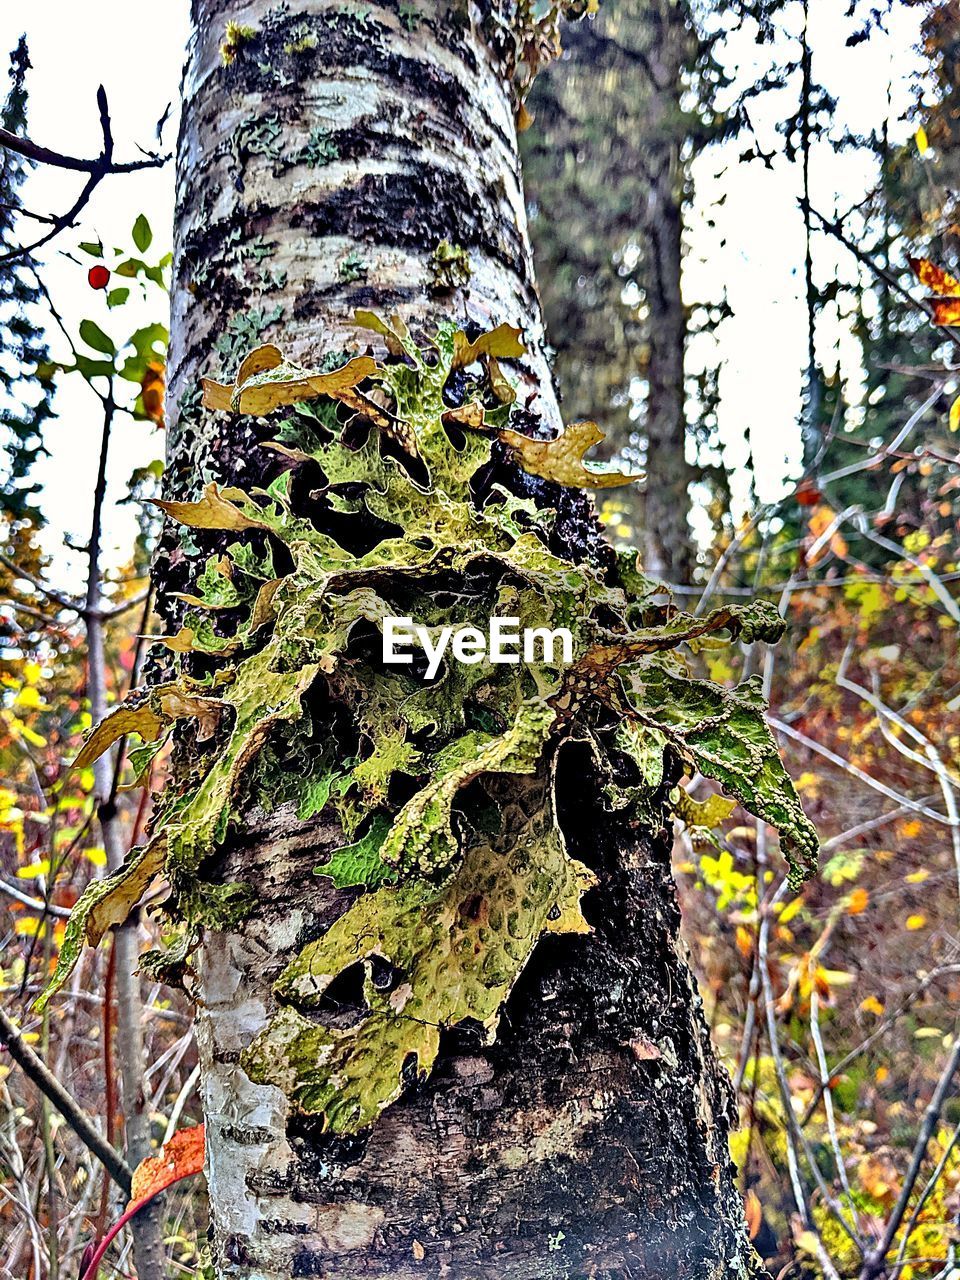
[41,311,818,1131]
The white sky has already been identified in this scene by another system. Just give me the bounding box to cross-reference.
[0,0,925,584]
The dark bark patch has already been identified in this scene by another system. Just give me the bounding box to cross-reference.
[289,170,529,281]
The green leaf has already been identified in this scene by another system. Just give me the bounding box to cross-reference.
[132,214,153,253]
[79,319,116,357]
[73,355,116,381]
[623,667,819,885]
[106,288,130,309]
[79,240,103,258]
[115,258,145,278]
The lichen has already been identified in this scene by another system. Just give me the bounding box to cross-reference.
[220,20,257,67]
[40,312,818,1134]
[429,239,472,291]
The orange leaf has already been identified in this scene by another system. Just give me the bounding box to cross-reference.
[931,298,960,326]
[846,887,869,915]
[909,255,960,296]
[79,1126,205,1280]
[130,1124,205,1211]
[743,1189,763,1240]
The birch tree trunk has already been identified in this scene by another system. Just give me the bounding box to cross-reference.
[161,4,757,1276]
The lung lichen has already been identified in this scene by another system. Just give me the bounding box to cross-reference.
[38,312,818,1136]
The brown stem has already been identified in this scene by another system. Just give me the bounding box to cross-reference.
[83,388,166,1280]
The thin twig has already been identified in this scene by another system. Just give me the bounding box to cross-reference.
[859,1032,960,1280]
[0,86,169,266]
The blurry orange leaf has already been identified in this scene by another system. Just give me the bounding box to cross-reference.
[858,1153,899,1204]
[931,299,960,326]
[846,887,869,915]
[743,1189,762,1240]
[860,995,885,1016]
[909,256,960,296]
[140,361,165,425]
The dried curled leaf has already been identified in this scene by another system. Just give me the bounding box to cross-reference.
[152,482,268,532]
[452,323,525,369]
[36,840,165,1012]
[354,309,414,358]
[202,344,379,416]
[72,702,166,772]
[572,600,786,681]
[500,421,642,489]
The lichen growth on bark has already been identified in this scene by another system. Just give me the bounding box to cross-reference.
[39,313,817,1136]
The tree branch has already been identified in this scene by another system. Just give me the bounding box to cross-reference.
[0,1005,132,1194]
[0,85,170,266]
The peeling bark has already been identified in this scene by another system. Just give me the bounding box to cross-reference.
[163,3,757,1275]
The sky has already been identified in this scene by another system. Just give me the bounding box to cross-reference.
[0,0,926,584]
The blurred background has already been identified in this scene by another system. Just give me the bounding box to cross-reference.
[1,2,959,1276]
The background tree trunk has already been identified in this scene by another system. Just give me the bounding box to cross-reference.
[163,4,756,1276]
[522,0,697,584]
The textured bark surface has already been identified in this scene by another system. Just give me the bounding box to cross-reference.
[162,3,756,1276]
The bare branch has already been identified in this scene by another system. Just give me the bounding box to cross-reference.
[0,1004,132,1194]
[0,86,170,266]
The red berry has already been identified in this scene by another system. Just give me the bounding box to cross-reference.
[88,265,110,290]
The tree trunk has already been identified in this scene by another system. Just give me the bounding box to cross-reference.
[522,0,696,585]
[634,0,694,585]
[162,4,755,1276]
[642,147,691,583]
